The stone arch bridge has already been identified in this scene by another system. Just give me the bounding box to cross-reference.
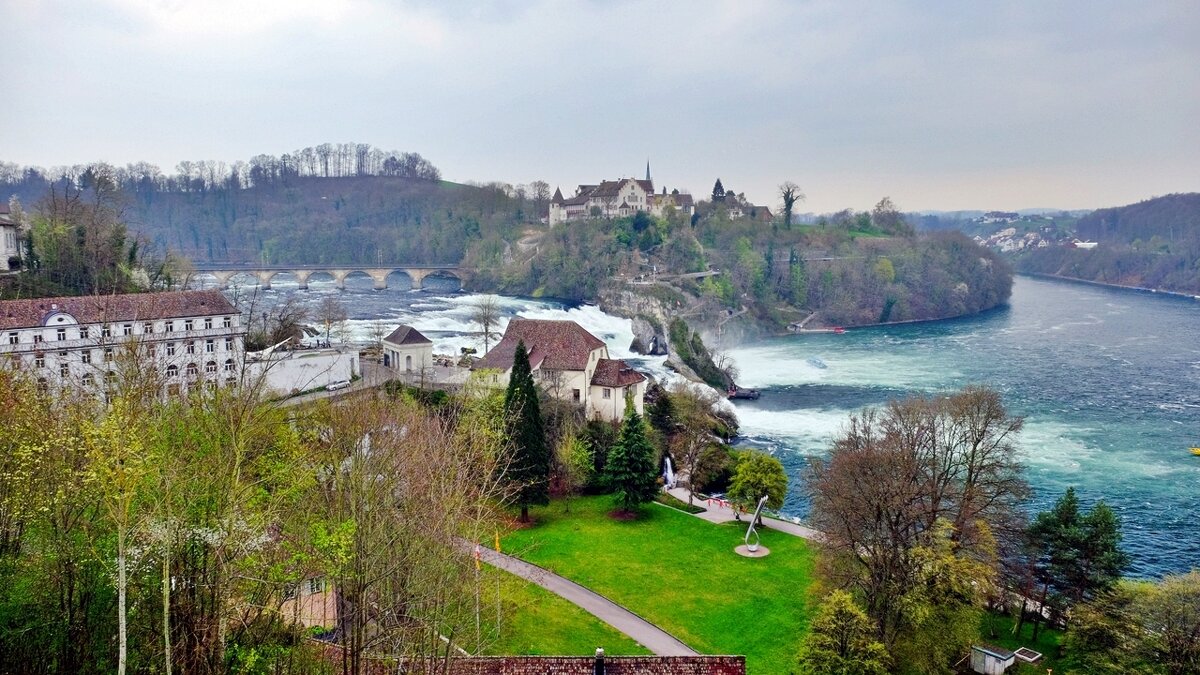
[192,263,467,291]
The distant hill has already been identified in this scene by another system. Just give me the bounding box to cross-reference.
[1015,193,1200,294]
[123,176,529,265]
[2,173,531,266]
[0,143,540,267]
[1073,193,1200,244]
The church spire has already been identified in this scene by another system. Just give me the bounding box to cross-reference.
[645,160,651,182]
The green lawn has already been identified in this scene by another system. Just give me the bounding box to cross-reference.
[483,571,649,656]
[979,614,1062,674]
[501,496,816,675]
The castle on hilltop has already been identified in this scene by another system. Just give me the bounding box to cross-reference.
[549,164,694,226]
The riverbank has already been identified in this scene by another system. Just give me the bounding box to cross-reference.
[1019,271,1200,301]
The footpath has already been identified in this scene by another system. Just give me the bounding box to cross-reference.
[456,539,697,657]
[664,487,823,541]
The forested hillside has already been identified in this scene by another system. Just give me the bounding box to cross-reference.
[1015,193,1200,294]
[0,143,530,265]
[474,195,1012,328]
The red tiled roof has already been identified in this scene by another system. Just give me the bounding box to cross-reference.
[590,358,646,387]
[473,319,605,372]
[383,325,431,346]
[0,290,237,331]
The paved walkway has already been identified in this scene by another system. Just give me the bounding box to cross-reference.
[457,540,698,656]
[665,487,823,541]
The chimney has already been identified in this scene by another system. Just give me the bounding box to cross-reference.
[594,648,605,675]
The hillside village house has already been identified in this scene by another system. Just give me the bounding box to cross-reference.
[549,174,695,226]
[381,324,433,375]
[473,318,647,422]
[0,203,20,271]
[0,290,244,398]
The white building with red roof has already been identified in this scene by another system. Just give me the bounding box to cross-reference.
[549,173,694,226]
[381,324,433,375]
[473,318,646,422]
[0,289,244,398]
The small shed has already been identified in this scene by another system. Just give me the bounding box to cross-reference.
[969,645,1016,675]
[382,325,433,375]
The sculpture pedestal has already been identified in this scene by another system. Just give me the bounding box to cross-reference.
[735,545,770,558]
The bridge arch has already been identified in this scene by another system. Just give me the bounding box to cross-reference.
[300,270,337,289]
[385,269,416,290]
[340,270,376,290]
[418,270,463,291]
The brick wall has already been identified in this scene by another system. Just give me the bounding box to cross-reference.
[316,647,746,675]
[448,656,746,675]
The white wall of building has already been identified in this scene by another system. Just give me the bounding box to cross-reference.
[248,349,357,396]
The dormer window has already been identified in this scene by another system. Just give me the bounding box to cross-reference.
[56,328,66,341]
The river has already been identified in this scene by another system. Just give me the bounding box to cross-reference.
[204,273,1199,577]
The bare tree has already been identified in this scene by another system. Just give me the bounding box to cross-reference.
[779,181,805,229]
[315,296,349,346]
[529,180,552,216]
[471,295,501,354]
[667,384,726,505]
[297,394,509,671]
[806,386,1028,648]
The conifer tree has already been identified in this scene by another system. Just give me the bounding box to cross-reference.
[606,401,659,515]
[504,340,549,522]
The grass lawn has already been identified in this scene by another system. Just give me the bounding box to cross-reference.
[501,495,816,675]
[979,613,1062,674]
[483,571,649,656]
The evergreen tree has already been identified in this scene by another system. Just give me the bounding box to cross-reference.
[711,178,726,203]
[798,590,890,675]
[503,340,549,522]
[1030,487,1130,614]
[606,402,659,515]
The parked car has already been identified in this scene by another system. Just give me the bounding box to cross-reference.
[326,380,350,391]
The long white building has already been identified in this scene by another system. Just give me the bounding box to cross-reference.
[0,290,244,397]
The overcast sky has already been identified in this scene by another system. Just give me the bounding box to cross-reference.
[2,0,1197,213]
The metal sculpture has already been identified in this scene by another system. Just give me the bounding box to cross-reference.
[744,495,770,552]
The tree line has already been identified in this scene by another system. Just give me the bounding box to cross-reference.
[0,142,440,199]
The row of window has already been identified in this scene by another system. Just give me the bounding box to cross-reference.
[6,316,235,345]
[36,374,239,397]
[32,358,238,380]
[28,337,237,366]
